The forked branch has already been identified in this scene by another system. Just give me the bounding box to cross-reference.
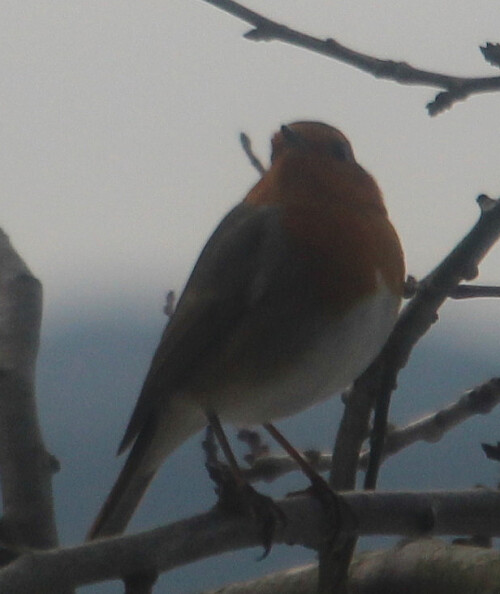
[199,0,500,115]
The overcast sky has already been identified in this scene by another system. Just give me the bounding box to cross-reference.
[1,1,500,333]
[2,3,500,591]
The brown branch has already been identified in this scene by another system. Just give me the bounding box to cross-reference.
[199,0,500,115]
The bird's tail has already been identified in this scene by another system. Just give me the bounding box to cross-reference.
[87,416,157,540]
[87,401,204,540]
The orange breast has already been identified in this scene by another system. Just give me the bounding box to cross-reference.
[246,153,405,315]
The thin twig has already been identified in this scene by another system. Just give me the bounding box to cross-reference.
[163,290,176,317]
[238,377,500,482]
[449,284,500,299]
[239,133,266,176]
[361,377,500,468]
[199,0,500,115]
[404,280,500,300]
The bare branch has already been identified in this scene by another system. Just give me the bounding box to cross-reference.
[239,377,500,482]
[450,284,500,299]
[482,441,500,461]
[364,195,500,490]
[0,229,59,551]
[239,133,266,176]
[199,0,500,115]
[2,489,500,592]
[404,279,500,300]
[163,290,176,317]
[124,571,158,594]
[360,377,500,468]
[318,195,500,589]
[480,43,500,69]
[201,539,500,594]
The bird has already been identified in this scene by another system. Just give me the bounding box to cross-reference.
[88,121,405,540]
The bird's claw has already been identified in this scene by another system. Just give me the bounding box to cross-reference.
[206,463,287,558]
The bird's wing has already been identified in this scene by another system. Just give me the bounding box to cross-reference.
[118,201,287,453]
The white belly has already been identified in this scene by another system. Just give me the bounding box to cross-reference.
[216,280,400,425]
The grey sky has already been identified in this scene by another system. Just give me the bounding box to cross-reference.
[1,0,499,331]
[2,3,500,591]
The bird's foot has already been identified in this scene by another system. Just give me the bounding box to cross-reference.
[206,462,286,558]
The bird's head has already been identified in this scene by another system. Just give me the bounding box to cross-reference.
[271,121,355,164]
[246,120,386,216]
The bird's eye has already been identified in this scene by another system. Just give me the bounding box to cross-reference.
[329,141,353,162]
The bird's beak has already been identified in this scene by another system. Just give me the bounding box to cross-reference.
[280,125,306,148]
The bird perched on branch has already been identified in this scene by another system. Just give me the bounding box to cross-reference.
[88,121,405,539]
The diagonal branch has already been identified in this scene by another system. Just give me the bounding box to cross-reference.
[198,0,500,115]
[320,194,500,592]
[362,377,500,468]
[364,194,500,489]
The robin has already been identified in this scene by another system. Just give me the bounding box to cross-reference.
[88,121,405,539]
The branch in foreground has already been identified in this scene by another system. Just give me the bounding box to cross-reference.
[241,377,500,482]
[364,194,500,489]
[201,539,500,594]
[321,195,500,589]
[0,229,59,550]
[199,0,500,115]
[2,489,500,592]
